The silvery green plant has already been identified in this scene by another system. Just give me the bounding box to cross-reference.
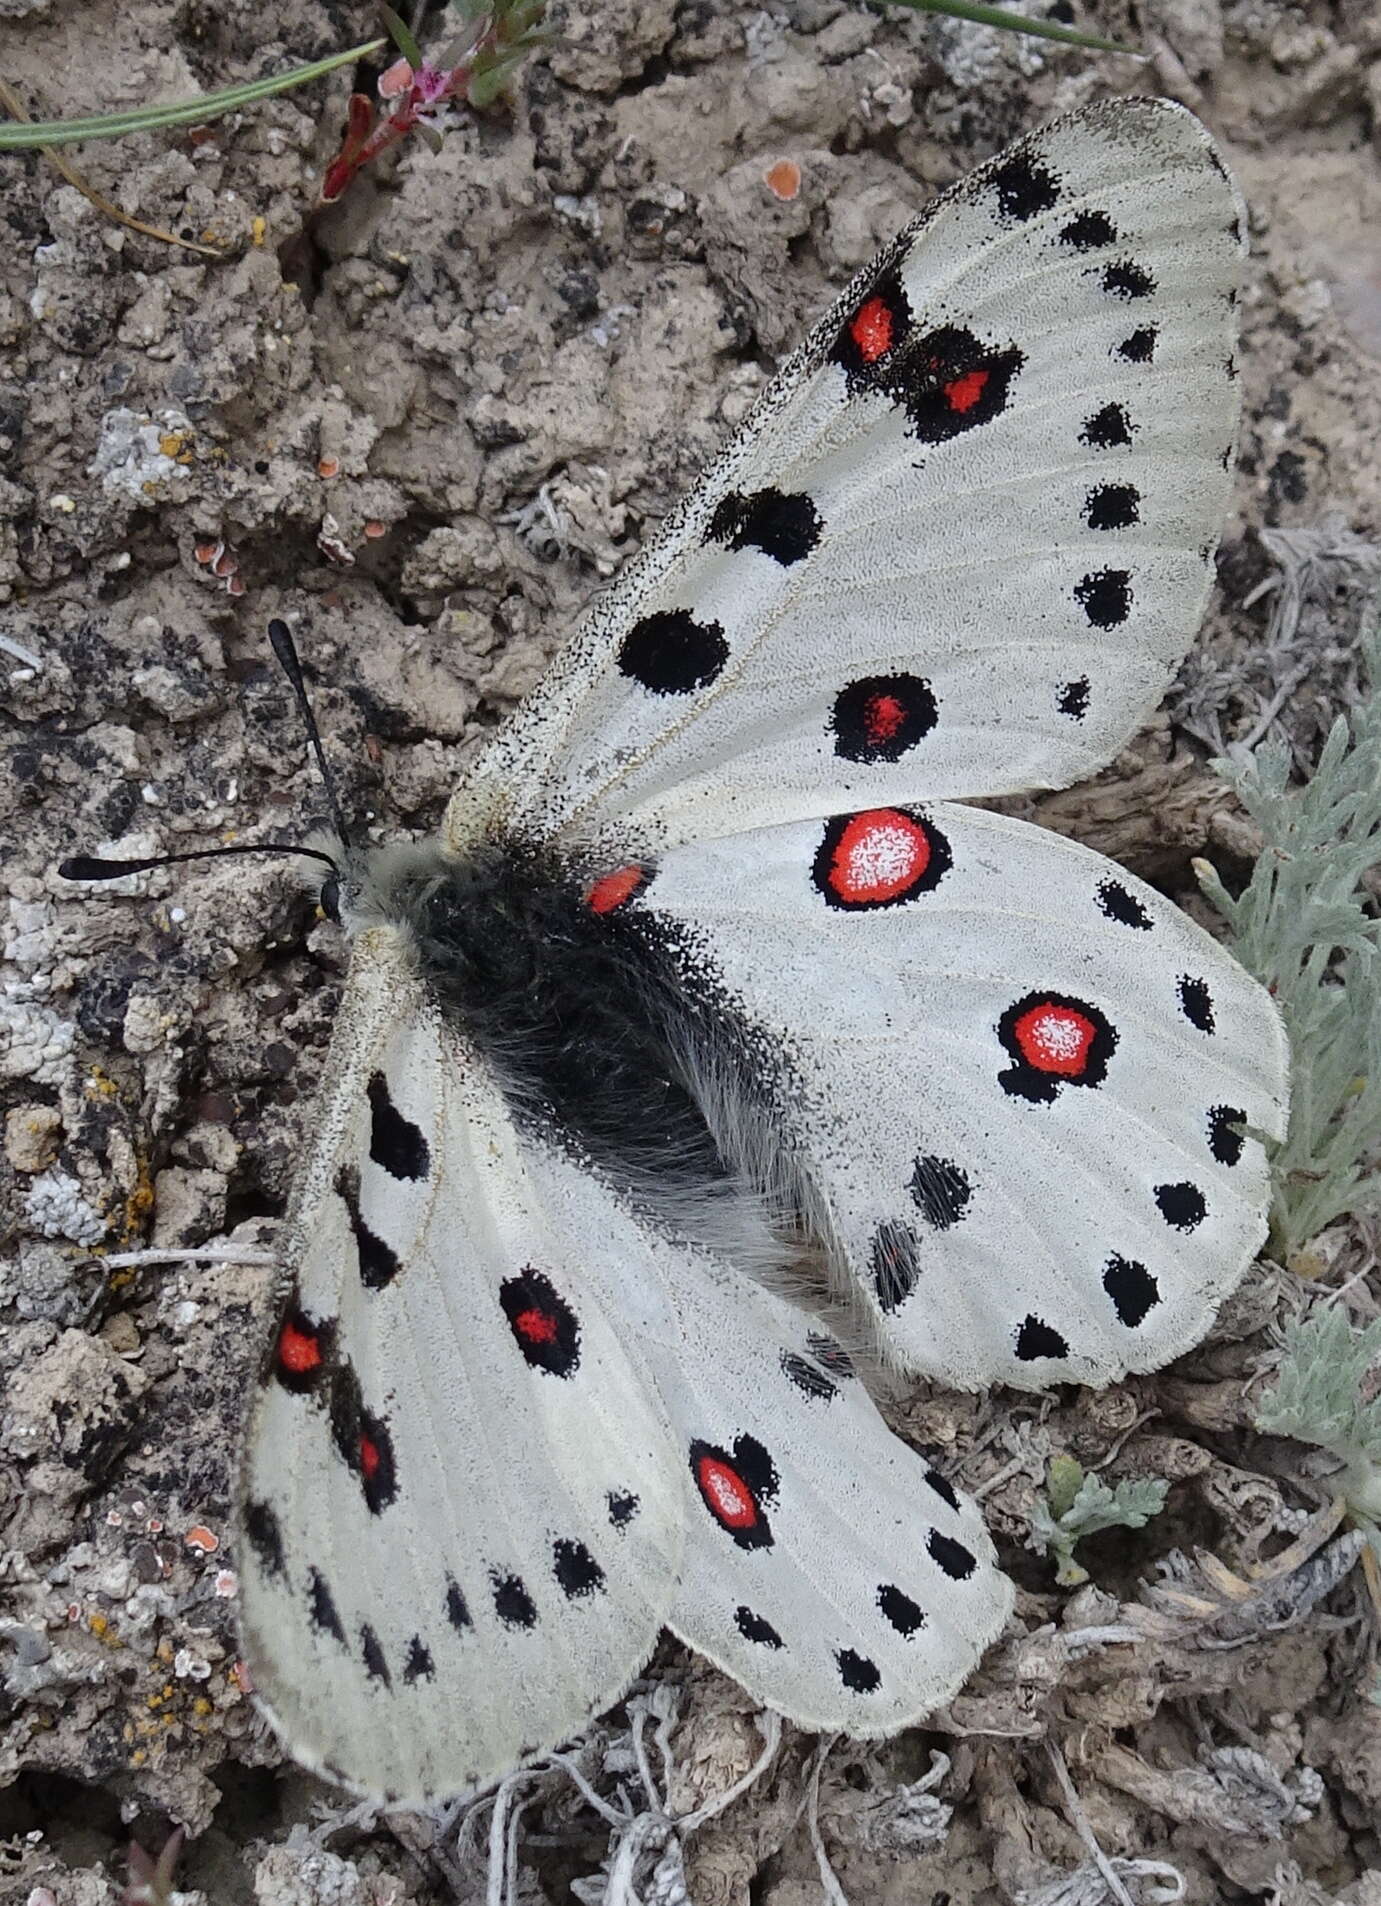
[1197,604,1381,1260]
[1031,1455,1169,1587]
[1255,1308,1381,1521]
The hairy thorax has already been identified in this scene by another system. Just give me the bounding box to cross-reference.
[334,837,733,1196]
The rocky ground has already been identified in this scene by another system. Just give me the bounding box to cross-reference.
[2,0,1381,1901]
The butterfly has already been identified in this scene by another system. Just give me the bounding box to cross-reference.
[164,97,1290,1803]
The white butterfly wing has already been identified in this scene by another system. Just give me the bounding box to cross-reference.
[448,97,1243,854]
[617,804,1287,1391]
[240,926,1014,1793]
[238,927,683,1803]
[645,1253,1013,1730]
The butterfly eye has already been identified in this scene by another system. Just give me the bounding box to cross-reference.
[319,874,341,923]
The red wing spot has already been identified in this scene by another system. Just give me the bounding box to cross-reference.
[500,1267,581,1377]
[1012,1002,1098,1076]
[697,1456,758,1530]
[514,1306,559,1345]
[278,1318,322,1376]
[587,865,647,914]
[850,295,895,364]
[831,811,930,902]
[864,693,907,743]
[358,1434,381,1482]
[943,367,989,413]
[812,809,951,911]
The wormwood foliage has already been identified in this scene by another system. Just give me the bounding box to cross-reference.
[1031,1454,1169,1586]
[1198,607,1381,1260]
[1255,1308,1381,1521]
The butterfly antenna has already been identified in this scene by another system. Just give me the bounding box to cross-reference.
[266,616,351,848]
[60,619,348,886]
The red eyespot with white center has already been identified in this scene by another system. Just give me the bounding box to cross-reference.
[689,1435,778,1550]
[699,1457,756,1527]
[812,808,952,910]
[1012,1001,1097,1075]
[997,991,1117,1102]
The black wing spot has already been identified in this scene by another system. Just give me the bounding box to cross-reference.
[607,1490,640,1528]
[403,1635,435,1683]
[781,1350,838,1402]
[618,609,728,696]
[1015,1315,1070,1361]
[927,1529,977,1581]
[1208,1104,1247,1166]
[909,1154,972,1229]
[1058,677,1090,720]
[1115,326,1157,363]
[1074,568,1132,629]
[1083,483,1141,531]
[707,487,822,567]
[834,306,1023,445]
[830,673,938,764]
[805,1331,856,1378]
[837,1648,882,1692]
[491,1570,539,1629]
[500,1267,581,1378]
[924,1467,960,1513]
[1178,975,1215,1033]
[361,1624,391,1686]
[1155,1181,1207,1231]
[736,1605,784,1648]
[878,1583,926,1635]
[991,151,1060,221]
[334,1164,401,1291]
[244,1498,287,1581]
[367,1071,430,1181]
[1060,209,1117,250]
[307,1567,346,1643]
[445,1575,472,1632]
[1102,258,1155,300]
[1104,1254,1161,1327]
[553,1538,606,1599]
[328,1363,398,1514]
[1080,403,1135,450]
[871,1218,921,1312]
[1096,879,1152,930]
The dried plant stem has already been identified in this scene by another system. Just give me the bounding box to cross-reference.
[0,78,224,255]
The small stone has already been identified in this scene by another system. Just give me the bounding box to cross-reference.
[150,1166,227,1248]
[5,1104,61,1173]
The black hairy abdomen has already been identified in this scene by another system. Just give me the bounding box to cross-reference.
[408,845,725,1188]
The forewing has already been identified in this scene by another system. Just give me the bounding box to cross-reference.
[449,98,1243,854]
[237,928,682,1803]
[621,805,1288,1391]
[644,1251,1013,1731]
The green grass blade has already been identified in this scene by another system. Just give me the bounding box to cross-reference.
[878,0,1142,57]
[0,38,387,149]
[379,5,425,71]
